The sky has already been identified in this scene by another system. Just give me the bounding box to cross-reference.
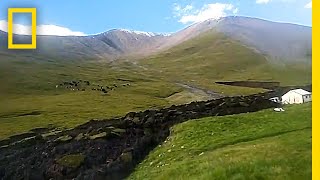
[0,0,312,36]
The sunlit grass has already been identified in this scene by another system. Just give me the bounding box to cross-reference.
[129,103,311,180]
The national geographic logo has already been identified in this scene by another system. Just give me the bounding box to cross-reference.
[7,8,37,49]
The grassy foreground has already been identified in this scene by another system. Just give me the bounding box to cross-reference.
[129,103,312,180]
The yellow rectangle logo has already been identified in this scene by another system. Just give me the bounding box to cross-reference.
[8,8,37,49]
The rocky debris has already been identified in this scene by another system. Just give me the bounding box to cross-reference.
[176,83,225,100]
[56,80,132,95]
[0,93,278,180]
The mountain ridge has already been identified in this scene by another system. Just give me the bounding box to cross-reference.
[0,16,312,62]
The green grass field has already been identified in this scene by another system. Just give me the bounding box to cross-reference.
[129,103,311,180]
[0,59,184,139]
[0,31,311,140]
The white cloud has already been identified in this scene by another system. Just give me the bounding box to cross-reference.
[173,4,194,17]
[0,20,86,36]
[256,0,271,4]
[304,1,312,8]
[233,8,239,14]
[174,3,238,24]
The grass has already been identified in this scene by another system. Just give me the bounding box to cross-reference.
[0,31,311,140]
[0,58,186,139]
[135,31,311,95]
[129,103,312,180]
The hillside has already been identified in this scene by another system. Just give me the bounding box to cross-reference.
[0,29,169,61]
[130,103,311,180]
[0,57,185,139]
[136,31,311,94]
[189,17,312,63]
[0,15,312,180]
[0,18,312,140]
[0,16,312,63]
[221,17,311,63]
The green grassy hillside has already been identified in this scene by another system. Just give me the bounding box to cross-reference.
[0,31,311,140]
[129,103,312,180]
[137,31,311,94]
[0,57,184,139]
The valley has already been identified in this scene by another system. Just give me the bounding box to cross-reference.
[0,16,312,179]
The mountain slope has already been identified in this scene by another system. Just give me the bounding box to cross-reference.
[215,17,312,62]
[0,16,312,63]
[0,29,170,61]
[137,30,311,91]
[165,16,312,63]
[93,29,169,56]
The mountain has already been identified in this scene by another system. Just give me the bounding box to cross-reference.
[93,29,169,57]
[215,17,312,62]
[0,29,170,61]
[138,30,311,88]
[160,16,311,63]
[0,16,312,63]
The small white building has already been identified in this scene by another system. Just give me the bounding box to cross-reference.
[282,89,312,104]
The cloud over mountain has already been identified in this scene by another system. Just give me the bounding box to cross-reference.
[0,20,86,36]
[174,3,238,24]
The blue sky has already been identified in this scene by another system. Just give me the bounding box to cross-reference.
[0,0,312,36]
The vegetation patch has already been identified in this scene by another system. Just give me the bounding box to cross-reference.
[55,135,73,142]
[57,154,85,168]
[129,103,311,180]
[111,128,126,137]
[89,132,107,140]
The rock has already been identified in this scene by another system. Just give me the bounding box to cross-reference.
[55,135,73,142]
[132,117,141,124]
[0,167,5,178]
[89,132,107,140]
[110,129,126,137]
[143,128,153,136]
[239,102,250,107]
[46,163,64,178]
[119,152,133,164]
[56,154,85,169]
[218,102,226,107]
[145,117,155,126]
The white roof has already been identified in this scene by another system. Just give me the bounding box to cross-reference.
[287,89,311,96]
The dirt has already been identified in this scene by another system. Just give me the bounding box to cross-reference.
[176,83,225,100]
[215,81,281,90]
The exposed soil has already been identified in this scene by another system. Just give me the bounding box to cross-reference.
[216,81,281,90]
[176,83,225,99]
[0,111,43,119]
